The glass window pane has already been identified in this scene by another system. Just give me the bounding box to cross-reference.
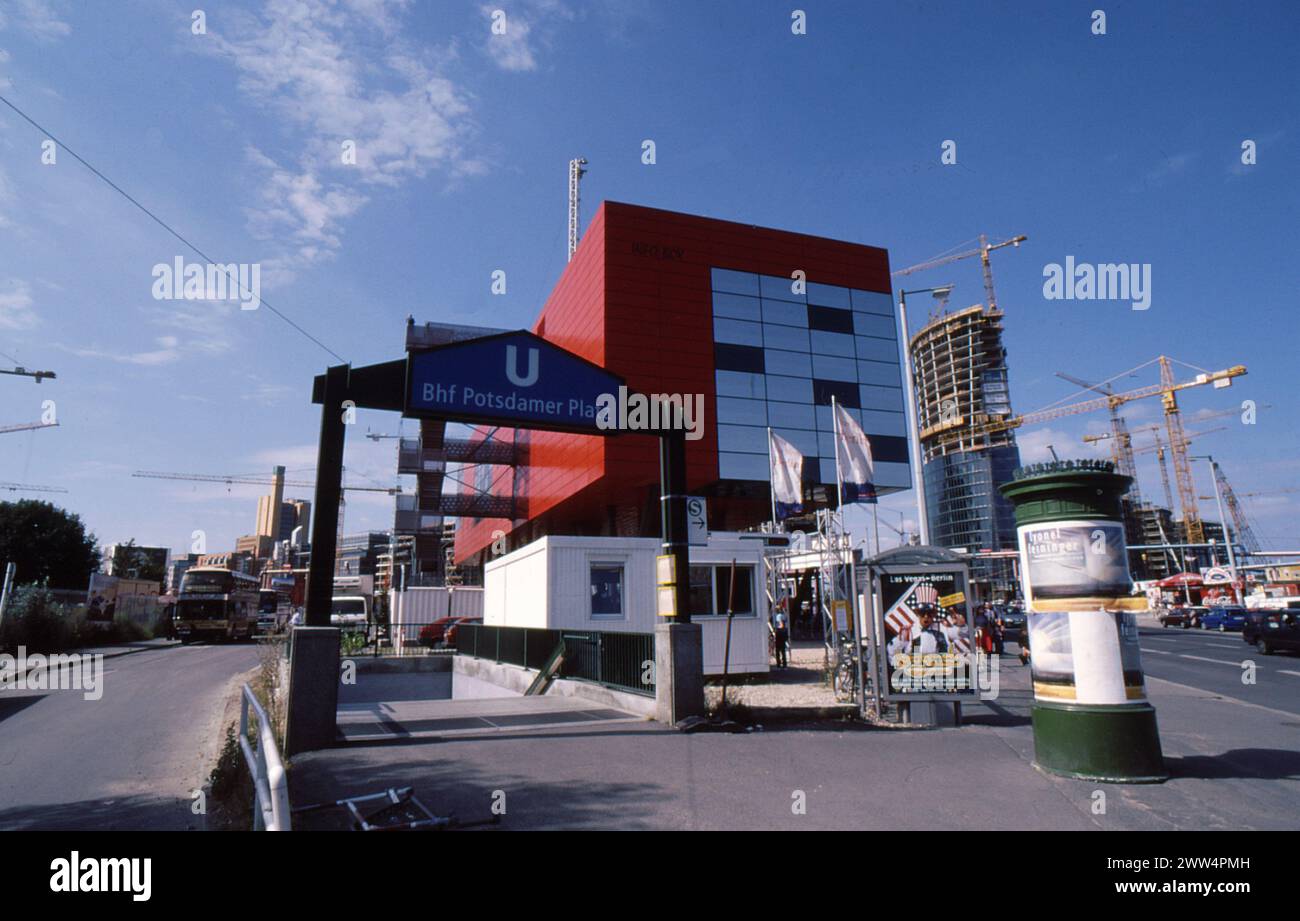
[689,566,714,616]
[590,564,624,617]
[715,565,755,615]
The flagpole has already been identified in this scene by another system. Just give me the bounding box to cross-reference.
[767,426,779,531]
[831,396,846,536]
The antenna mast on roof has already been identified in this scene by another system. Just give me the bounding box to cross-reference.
[568,157,588,262]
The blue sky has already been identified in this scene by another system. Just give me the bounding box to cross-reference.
[0,0,1296,558]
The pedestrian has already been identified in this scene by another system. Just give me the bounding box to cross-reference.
[773,608,790,668]
[992,609,1006,656]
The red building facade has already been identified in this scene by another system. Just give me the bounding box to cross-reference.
[453,201,907,564]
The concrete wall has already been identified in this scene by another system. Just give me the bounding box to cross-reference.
[453,654,656,718]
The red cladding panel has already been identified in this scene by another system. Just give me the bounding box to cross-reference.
[455,201,891,562]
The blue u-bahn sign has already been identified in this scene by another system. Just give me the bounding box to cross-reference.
[405,330,625,434]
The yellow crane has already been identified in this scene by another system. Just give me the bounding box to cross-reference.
[1086,404,1266,514]
[922,357,1247,543]
[923,357,1244,444]
[892,234,1028,313]
[1057,372,1142,506]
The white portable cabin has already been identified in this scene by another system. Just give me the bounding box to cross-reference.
[484,533,772,675]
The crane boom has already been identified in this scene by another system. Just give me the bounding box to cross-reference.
[131,471,401,493]
[0,421,58,435]
[921,360,1247,447]
[0,481,67,493]
[892,234,1027,280]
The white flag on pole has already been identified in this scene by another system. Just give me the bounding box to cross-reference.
[833,403,877,504]
[768,430,804,520]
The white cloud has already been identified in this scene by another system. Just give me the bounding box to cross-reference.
[202,0,478,270]
[480,1,574,72]
[63,336,183,366]
[1016,427,1094,464]
[1,1,70,42]
[0,278,38,329]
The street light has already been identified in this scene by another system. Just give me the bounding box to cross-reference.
[1191,454,1239,602]
[897,283,954,546]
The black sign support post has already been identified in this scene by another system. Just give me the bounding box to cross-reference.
[653,425,704,724]
[306,364,348,627]
[286,332,706,753]
[658,429,690,625]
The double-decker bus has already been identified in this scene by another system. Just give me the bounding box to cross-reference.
[174,567,259,643]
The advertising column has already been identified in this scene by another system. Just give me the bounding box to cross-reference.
[1000,460,1167,783]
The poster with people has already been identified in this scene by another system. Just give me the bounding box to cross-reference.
[877,569,976,699]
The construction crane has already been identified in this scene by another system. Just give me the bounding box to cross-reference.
[922,357,1245,451]
[567,157,588,262]
[0,421,58,436]
[892,234,1028,313]
[130,470,402,494]
[1194,465,1287,556]
[0,482,67,493]
[0,365,56,383]
[1057,371,1141,506]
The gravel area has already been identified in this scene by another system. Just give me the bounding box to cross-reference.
[705,642,841,710]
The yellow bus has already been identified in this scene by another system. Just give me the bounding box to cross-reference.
[174,567,259,643]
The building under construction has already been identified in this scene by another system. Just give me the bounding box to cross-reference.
[909,304,1021,598]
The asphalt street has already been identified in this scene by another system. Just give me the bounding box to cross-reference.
[1136,622,1299,716]
[0,642,259,830]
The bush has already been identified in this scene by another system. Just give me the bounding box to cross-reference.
[0,585,75,653]
[206,724,254,831]
[0,585,153,654]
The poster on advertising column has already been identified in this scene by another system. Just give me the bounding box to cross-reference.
[1023,609,1147,704]
[875,566,976,700]
[1019,519,1145,611]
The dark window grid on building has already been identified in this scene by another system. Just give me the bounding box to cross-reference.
[712,272,906,485]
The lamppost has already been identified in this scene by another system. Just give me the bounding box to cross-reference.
[1192,454,1239,603]
[897,284,954,546]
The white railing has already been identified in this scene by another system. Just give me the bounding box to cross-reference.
[239,683,291,831]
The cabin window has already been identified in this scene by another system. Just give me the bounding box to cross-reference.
[590,563,625,618]
[687,564,756,617]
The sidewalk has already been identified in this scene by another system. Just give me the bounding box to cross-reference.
[287,649,1300,830]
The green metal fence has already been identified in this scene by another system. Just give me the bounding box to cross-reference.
[456,624,655,697]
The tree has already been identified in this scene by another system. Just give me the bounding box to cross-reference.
[0,500,100,590]
[109,538,167,584]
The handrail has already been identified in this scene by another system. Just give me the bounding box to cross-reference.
[239,682,291,831]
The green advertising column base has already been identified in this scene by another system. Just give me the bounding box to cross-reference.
[1031,700,1168,784]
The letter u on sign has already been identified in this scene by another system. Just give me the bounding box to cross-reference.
[505,345,539,387]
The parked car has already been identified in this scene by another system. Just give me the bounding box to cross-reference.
[1243,611,1300,655]
[417,615,461,648]
[1201,606,1248,632]
[443,617,483,647]
[1159,606,1207,629]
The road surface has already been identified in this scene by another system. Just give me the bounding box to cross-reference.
[0,643,259,830]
